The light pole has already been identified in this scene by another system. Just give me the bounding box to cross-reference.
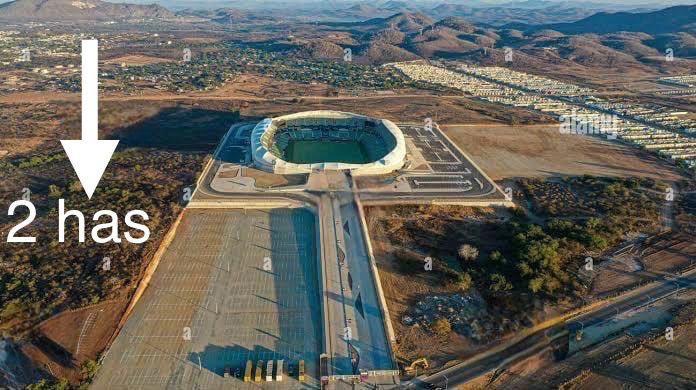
[444,374,449,390]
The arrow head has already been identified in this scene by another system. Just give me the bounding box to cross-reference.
[61,139,119,199]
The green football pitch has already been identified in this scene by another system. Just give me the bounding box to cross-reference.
[285,140,370,164]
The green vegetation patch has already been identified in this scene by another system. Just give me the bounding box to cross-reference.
[372,176,673,340]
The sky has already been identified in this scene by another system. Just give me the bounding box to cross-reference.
[2,0,693,10]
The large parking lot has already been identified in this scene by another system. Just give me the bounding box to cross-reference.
[354,123,502,199]
[399,123,495,194]
[93,209,322,389]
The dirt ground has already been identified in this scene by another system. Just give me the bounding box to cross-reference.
[104,54,174,66]
[479,299,696,389]
[365,205,506,371]
[573,306,696,389]
[244,167,308,188]
[590,232,696,298]
[0,71,552,126]
[441,124,684,181]
[0,137,46,157]
[641,232,696,274]
[14,298,128,383]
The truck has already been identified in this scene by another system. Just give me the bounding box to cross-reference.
[243,360,252,382]
[275,360,284,382]
[255,360,263,382]
[266,360,274,382]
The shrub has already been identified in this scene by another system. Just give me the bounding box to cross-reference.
[431,318,452,336]
[457,244,479,262]
[456,272,473,291]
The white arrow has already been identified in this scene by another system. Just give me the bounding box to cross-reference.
[61,40,118,199]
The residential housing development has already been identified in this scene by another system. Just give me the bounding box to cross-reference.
[393,62,696,168]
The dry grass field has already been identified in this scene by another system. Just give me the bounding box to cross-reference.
[365,206,501,370]
[240,95,551,125]
[104,54,174,66]
[442,124,683,181]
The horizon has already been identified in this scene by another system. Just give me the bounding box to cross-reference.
[1,0,694,10]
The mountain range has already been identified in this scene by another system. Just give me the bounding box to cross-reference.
[1,0,694,75]
[518,4,696,34]
[0,0,174,20]
[293,5,695,75]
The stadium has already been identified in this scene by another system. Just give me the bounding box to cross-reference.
[251,111,406,175]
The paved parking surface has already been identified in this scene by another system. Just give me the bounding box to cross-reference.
[397,123,495,195]
[93,209,322,389]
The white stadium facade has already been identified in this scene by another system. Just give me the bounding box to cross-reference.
[251,110,406,175]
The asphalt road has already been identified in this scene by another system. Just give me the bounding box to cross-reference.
[568,270,696,331]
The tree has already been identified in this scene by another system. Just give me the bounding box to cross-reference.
[431,318,452,336]
[456,272,473,291]
[528,277,544,293]
[488,250,505,264]
[489,273,512,292]
[69,180,83,193]
[48,184,63,198]
[517,261,533,277]
[26,378,70,390]
[457,244,479,262]
[80,359,99,383]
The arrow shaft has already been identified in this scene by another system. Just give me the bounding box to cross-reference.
[82,40,98,142]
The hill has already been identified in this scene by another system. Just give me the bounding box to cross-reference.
[533,5,696,34]
[360,12,434,33]
[311,8,695,72]
[0,0,174,21]
[431,3,596,25]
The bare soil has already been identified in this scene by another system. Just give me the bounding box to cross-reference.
[245,167,308,188]
[19,298,128,383]
[642,232,696,274]
[483,300,696,389]
[365,205,506,371]
[442,124,683,181]
[104,54,174,66]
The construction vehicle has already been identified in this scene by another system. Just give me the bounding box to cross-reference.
[243,360,252,382]
[405,358,429,375]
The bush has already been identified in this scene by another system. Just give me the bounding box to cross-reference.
[456,272,473,291]
[457,244,479,262]
[489,273,513,292]
[26,378,70,390]
[80,359,99,383]
[431,318,452,336]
